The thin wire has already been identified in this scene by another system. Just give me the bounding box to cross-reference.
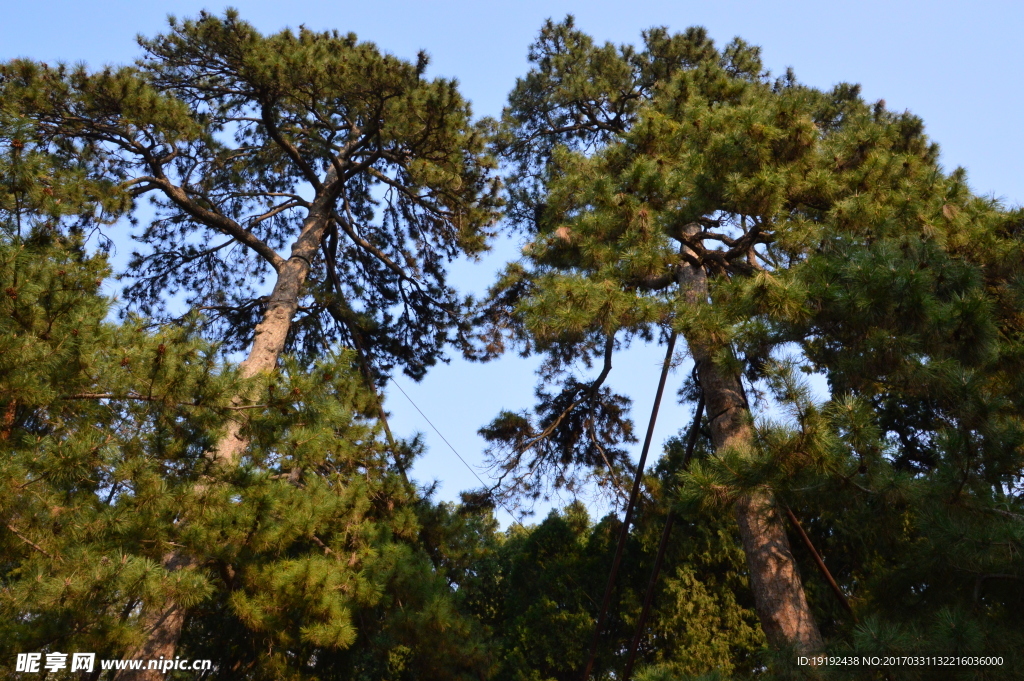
[623,392,705,680]
[388,377,527,529]
[388,377,606,614]
[581,331,678,681]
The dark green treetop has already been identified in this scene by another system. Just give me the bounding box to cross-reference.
[452,445,765,681]
[1,9,501,380]
[478,16,1024,673]
[0,116,491,681]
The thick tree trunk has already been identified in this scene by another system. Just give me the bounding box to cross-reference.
[117,209,330,680]
[679,260,823,655]
[209,253,317,467]
[113,553,194,680]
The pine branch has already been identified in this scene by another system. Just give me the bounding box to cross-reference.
[60,393,266,411]
[6,523,59,561]
[785,506,856,619]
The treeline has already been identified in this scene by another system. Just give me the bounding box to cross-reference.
[1,10,1022,680]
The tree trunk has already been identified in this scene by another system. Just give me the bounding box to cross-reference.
[113,553,194,680]
[679,259,823,655]
[117,208,330,680]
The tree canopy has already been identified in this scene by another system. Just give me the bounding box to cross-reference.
[2,9,501,380]
[1,11,1022,681]
[478,14,1024,674]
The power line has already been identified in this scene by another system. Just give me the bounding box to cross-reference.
[581,331,678,681]
[388,376,607,616]
[387,377,529,529]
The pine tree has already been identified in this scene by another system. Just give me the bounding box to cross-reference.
[479,17,1022,669]
[0,234,494,679]
[2,10,501,672]
[0,112,491,680]
[3,9,500,381]
[720,192,1024,677]
[5,13,1022,680]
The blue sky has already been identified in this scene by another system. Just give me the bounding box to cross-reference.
[4,0,1022,521]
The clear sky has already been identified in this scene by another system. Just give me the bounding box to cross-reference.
[4,1,1022,522]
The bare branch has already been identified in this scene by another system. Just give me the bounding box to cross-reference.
[259,106,323,191]
[140,175,286,272]
[6,523,59,561]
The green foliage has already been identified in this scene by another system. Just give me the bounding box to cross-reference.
[481,15,1024,677]
[0,235,229,661]
[1,9,501,379]
[0,115,491,679]
[454,463,766,681]
[3,13,1024,681]
[0,111,129,241]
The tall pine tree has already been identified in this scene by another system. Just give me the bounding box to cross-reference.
[479,17,1022,669]
[0,115,493,680]
[2,11,501,673]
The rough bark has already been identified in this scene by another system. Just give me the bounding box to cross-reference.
[679,259,824,655]
[113,553,194,681]
[210,251,318,467]
[116,205,331,680]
